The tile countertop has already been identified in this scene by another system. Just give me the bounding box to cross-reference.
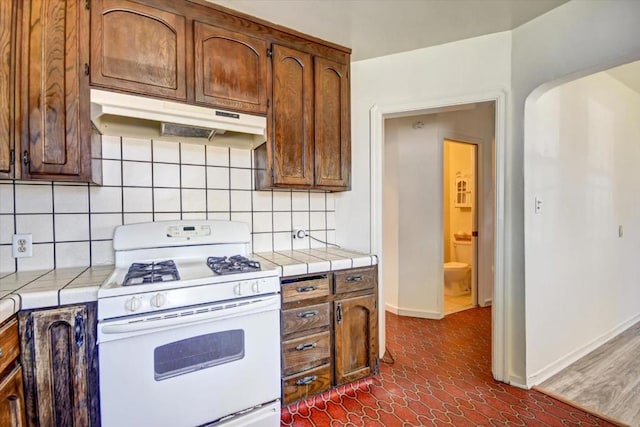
[0,248,377,325]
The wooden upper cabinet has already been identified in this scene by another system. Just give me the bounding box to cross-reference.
[0,0,18,178]
[314,57,350,189]
[91,0,187,100]
[334,294,378,386]
[272,44,314,187]
[22,0,96,182]
[194,22,268,114]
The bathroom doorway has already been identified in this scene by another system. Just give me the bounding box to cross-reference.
[443,139,478,315]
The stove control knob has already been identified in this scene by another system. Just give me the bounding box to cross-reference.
[150,293,166,308]
[125,297,141,312]
[234,284,243,296]
[251,280,260,293]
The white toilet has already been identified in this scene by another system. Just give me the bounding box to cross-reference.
[444,237,471,296]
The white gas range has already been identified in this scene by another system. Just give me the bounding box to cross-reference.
[97,220,281,427]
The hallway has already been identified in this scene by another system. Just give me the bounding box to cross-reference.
[282,308,613,426]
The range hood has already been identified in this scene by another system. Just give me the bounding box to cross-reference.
[90,89,266,148]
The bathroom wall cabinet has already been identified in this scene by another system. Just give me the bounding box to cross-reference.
[280,266,378,404]
[19,303,100,427]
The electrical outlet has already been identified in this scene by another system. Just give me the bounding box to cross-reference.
[12,233,33,258]
[292,227,307,239]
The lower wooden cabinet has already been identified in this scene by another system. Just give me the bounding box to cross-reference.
[334,294,378,386]
[0,316,26,427]
[280,266,378,405]
[19,303,100,427]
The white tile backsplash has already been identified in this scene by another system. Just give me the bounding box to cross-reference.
[16,214,53,243]
[55,214,90,241]
[15,184,52,213]
[122,137,152,161]
[123,187,152,212]
[152,140,180,163]
[182,165,206,188]
[181,143,205,165]
[122,161,152,187]
[54,185,90,213]
[1,137,337,273]
[153,163,181,188]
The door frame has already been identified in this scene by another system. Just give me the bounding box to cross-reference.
[442,137,480,314]
[370,90,507,382]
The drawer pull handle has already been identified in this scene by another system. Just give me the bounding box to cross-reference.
[0,347,3,357]
[296,375,318,386]
[296,285,317,293]
[295,342,317,351]
[297,310,319,319]
[346,275,363,282]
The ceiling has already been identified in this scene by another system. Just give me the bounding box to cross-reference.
[208,0,568,61]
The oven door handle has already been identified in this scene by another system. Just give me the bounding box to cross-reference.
[99,295,279,338]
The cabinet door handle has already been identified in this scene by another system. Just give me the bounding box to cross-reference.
[336,303,342,324]
[0,347,3,357]
[75,313,85,348]
[297,310,319,319]
[346,275,363,282]
[295,342,317,351]
[8,395,21,427]
[295,375,318,386]
[296,285,317,293]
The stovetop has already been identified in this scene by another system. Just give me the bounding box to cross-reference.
[207,255,261,275]
[123,260,180,286]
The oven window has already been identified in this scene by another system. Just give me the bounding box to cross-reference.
[154,329,245,381]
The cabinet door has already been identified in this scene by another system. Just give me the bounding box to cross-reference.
[0,0,18,178]
[0,365,27,427]
[271,44,314,187]
[194,22,268,114]
[22,0,93,181]
[334,294,378,385]
[314,57,350,189]
[91,0,187,100]
[20,304,99,427]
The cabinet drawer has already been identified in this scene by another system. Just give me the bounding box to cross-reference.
[282,303,331,336]
[282,364,332,404]
[0,319,19,374]
[282,274,331,303]
[334,267,376,294]
[282,331,330,376]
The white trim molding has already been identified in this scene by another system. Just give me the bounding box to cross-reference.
[370,90,508,383]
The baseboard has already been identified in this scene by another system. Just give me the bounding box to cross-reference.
[508,375,529,390]
[527,312,640,387]
[385,303,443,319]
[482,298,492,307]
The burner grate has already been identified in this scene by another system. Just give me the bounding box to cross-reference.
[124,260,180,286]
[207,255,261,275]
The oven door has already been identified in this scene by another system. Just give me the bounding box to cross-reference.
[98,294,281,427]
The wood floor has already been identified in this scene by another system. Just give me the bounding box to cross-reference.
[536,322,640,427]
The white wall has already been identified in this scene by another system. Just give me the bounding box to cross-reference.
[525,72,640,383]
[512,0,640,386]
[382,105,495,318]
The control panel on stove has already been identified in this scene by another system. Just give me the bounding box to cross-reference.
[166,225,211,238]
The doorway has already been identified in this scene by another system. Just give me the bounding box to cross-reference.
[443,139,478,315]
[371,92,506,381]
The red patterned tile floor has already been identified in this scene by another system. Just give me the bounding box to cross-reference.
[281,307,614,426]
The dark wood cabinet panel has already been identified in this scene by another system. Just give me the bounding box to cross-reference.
[0,0,18,178]
[282,302,331,336]
[19,303,99,427]
[0,365,27,427]
[334,267,376,294]
[314,57,350,189]
[194,22,268,114]
[91,0,187,100]
[21,0,97,182]
[271,44,314,187]
[334,293,378,386]
[282,363,332,404]
[0,318,20,375]
[282,330,331,376]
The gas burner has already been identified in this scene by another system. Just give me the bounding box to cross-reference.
[123,260,180,286]
[207,255,261,275]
